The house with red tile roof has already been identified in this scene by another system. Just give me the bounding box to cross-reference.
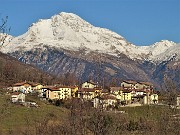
[13,81,32,93]
[46,86,74,100]
[77,87,102,100]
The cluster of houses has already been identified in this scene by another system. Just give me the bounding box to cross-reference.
[10,80,160,109]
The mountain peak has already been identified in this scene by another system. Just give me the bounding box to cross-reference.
[25,12,93,41]
[51,12,93,28]
[59,12,80,18]
[152,40,176,48]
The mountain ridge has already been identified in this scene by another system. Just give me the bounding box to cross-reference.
[1,12,178,61]
[0,12,179,88]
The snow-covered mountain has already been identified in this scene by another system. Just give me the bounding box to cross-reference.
[0,12,140,59]
[1,12,178,61]
[141,40,179,62]
[0,12,179,88]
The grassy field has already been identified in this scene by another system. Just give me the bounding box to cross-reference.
[0,94,68,134]
[119,105,180,121]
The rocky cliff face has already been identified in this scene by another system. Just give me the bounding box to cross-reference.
[0,12,179,88]
[9,46,150,85]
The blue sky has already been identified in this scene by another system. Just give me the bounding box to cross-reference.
[0,0,179,45]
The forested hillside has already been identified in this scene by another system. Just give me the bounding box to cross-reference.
[0,52,58,87]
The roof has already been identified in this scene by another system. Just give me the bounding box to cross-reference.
[110,87,123,92]
[42,85,76,91]
[122,80,153,86]
[13,81,41,87]
[132,95,145,98]
[42,86,55,89]
[122,80,137,84]
[101,94,117,100]
[84,80,98,85]
[123,86,134,89]
[93,87,102,90]
[11,92,22,95]
[101,89,109,93]
[78,88,97,92]
[123,88,151,93]
[47,87,70,91]
[31,83,41,87]
[122,89,132,93]
[131,89,146,92]
[13,82,31,86]
[81,93,92,96]
[56,86,75,89]
[50,87,60,91]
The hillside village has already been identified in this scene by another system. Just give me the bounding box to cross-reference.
[8,80,165,110]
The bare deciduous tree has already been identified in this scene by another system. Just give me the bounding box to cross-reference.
[0,16,10,46]
[163,77,178,107]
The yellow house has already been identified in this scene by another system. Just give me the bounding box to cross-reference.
[41,86,54,98]
[110,87,123,100]
[121,90,132,104]
[110,87,132,102]
[94,87,102,95]
[31,83,43,92]
[46,86,72,100]
[71,86,79,97]
[77,88,101,100]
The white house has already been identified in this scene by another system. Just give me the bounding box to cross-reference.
[121,80,137,89]
[150,94,158,104]
[101,94,117,109]
[93,97,102,108]
[11,92,25,103]
[93,94,117,110]
[121,80,153,91]
[81,80,98,89]
[177,95,180,107]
